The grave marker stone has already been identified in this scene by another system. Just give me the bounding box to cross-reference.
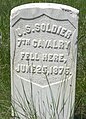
[10,3,79,119]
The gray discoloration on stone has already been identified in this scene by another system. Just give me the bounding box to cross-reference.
[11,3,79,16]
[10,3,79,119]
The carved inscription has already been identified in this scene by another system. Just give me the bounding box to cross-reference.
[16,23,72,39]
[13,15,74,85]
[17,38,71,50]
[20,52,65,62]
[15,64,70,76]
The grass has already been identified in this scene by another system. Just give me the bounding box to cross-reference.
[0,0,86,119]
[11,74,75,119]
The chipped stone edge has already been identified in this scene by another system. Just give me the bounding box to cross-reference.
[11,3,79,17]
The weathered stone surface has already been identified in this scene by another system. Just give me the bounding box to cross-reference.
[10,3,79,119]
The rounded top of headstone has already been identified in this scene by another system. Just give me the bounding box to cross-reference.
[11,3,79,16]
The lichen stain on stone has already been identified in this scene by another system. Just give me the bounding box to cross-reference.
[61,8,79,19]
[61,8,72,13]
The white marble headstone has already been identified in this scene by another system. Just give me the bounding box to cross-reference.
[10,3,79,119]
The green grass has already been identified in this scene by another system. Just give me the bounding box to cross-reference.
[0,0,86,119]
